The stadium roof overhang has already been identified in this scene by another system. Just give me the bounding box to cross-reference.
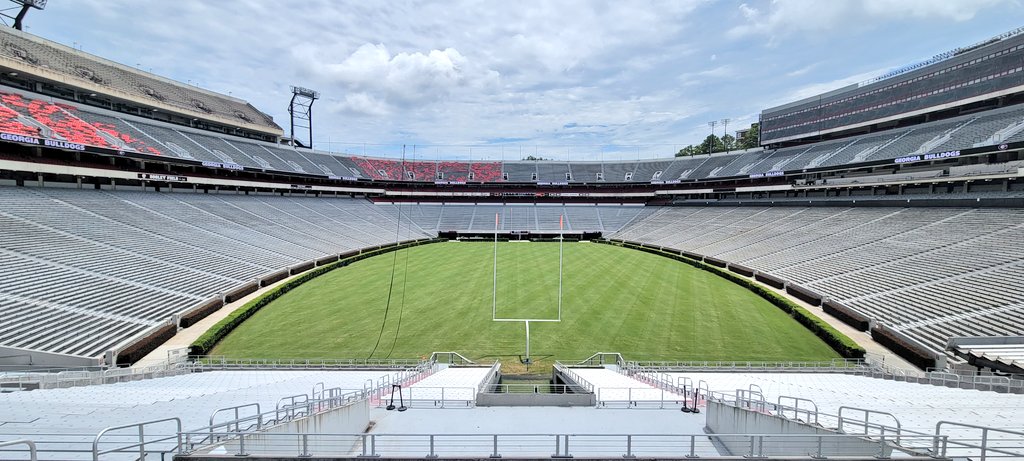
[0,56,284,138]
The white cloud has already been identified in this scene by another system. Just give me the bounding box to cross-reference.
[296,43,499,112]
[729,0,1009,40]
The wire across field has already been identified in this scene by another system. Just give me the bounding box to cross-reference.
[210,242,839,362]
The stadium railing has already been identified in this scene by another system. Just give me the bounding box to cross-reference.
[166,431,953,459]
[190,356,426,370]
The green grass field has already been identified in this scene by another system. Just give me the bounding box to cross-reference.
[210,242,840,363]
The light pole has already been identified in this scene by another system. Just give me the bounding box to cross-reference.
[721,118,731,154]
[707,121,718,156]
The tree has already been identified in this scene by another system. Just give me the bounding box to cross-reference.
[675,145,702,157]
[523,155,548,161]
[721,134,737,152]
[701,134,724,155]
[739,123,760,150]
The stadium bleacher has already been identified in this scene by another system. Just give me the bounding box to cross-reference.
[612,206,1024,361]
[0,187,431,361]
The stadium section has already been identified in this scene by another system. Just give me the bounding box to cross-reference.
[761,27,1024,145]
[0,26,280,137]
[612,206,1024,365]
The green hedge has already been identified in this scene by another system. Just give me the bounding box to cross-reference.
[598,239,866,359]
[190,238,443,356]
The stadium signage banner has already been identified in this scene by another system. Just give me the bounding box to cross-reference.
[894,150,961,164]
[201,160,245,171]
[1,132,87,151]
[136,173,187,182]
[750,170,784,178]
[290,184,313,190]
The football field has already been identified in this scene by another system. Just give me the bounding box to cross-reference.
[210,241,840,363]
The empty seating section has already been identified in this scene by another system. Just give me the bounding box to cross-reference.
[0,186,431,359]
[65,107,163,155]
[601,162,635,182]
[351,157,402,180]
[569,163,603,182]
[0,94,41,136]
[688,155,735,178]
[400,366,493,402]
[403,204,647,233]
[0,27,276,130]
[502,162,538,181]
[536,162,571,181]
[633,160,673,181]
[614,206,1024,359]
[436,161,470,181]
[714,150,772,177]
[469,162,502,182]
[661,156,706,180]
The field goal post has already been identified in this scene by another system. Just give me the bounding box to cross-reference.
[491,213,564,364]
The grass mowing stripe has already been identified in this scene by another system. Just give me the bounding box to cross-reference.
[210,242,839,363]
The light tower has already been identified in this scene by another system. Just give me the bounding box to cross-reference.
[288,86,319,149]
[720,118,730,154]
[706,120,718,156]
[1,0,46,30]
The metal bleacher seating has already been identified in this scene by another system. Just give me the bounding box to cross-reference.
[613,206,1024,361]
[0,187,431,360]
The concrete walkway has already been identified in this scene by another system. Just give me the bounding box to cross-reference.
[134,271,309,367]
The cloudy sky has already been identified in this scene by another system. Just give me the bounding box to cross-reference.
[17,0,1024,160]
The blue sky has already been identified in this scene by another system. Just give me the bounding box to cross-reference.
[16,0,1024,160]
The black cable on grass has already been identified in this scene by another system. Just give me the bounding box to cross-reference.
[367,145,407,360]
[384,244,411,359]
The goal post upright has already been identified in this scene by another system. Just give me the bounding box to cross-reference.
[491,214,565,364]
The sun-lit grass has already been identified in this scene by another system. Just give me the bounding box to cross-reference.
[210,241,839,363]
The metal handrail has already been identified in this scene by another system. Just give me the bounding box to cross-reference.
[92,417,182,461]
[173,430,955,459]
[837,406,902,444]
[0,439,37,461]
[935,420,1024,460]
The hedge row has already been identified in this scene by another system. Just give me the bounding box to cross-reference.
[823,300,871,332]
[599,239,866,359]
[190,238,443,356]
[117,323,177,366]
[871,324,938,370]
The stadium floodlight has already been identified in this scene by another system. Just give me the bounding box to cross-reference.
[288,86,320,149]
[1,0,45,30]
